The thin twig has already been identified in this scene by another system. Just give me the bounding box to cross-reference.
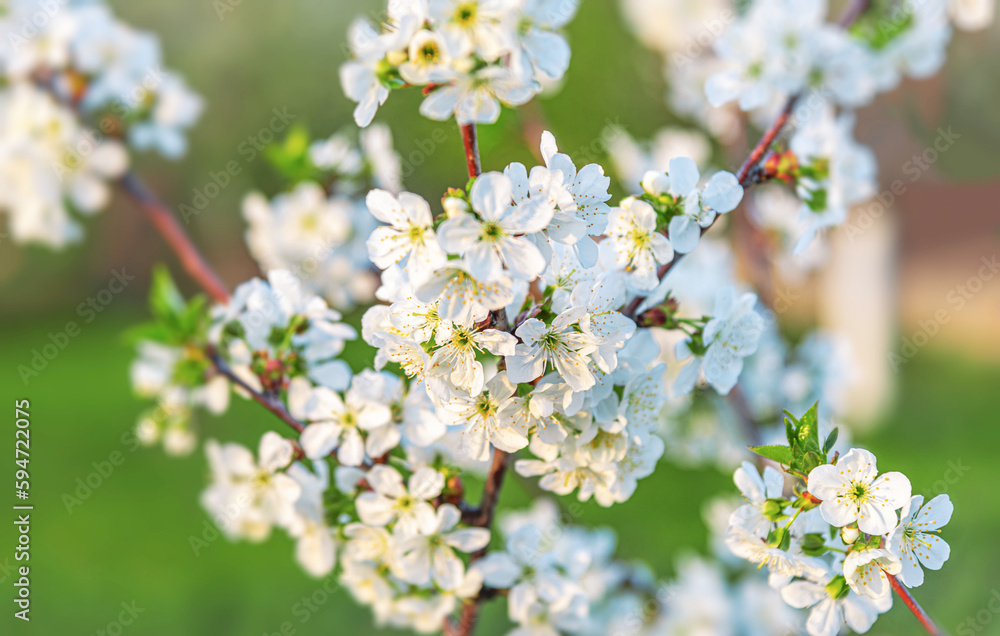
[119,172,230,304]
[446,449,510,636]
[887,574,944,636]
[735,96,798,184]
[461,123,482,179]
[207,347,306,434]
[460,450,511,528]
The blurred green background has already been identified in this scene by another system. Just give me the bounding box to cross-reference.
[2,0,1000,634]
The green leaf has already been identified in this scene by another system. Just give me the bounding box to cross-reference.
[178,294,209,337]
[805,188,828,212]
[800,533,829,557]
[748,444,794,466]
[265,124,320,183]
[123,321,175,345]
[798,402,821,449]
[784,414,797,449]
[149,265,186,324]
[823,427,839,455]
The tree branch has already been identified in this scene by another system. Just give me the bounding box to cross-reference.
[461,123,482,179]
[116,171,318,439]
[206,346,306,434]
[119,172,231,304]
[887,574,943,636]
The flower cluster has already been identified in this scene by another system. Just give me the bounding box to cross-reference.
[473,500,803,635]
[201,432,338,577]
[702,0,974,114]
[128,268,358,455]
[243,124,403,311]
[725,406,952,636]
[340,0,580,126]
[210,269,358,392]
[358,130,759,506]
[0,0,202,246]
[617,0,991,257]
[202,431,495,631]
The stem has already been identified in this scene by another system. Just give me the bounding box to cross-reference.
[734,96,798,185]
[461,450,510,528]
[460,123,482,179]
[887,574,944,636]
[837,0,870,27]
[446,450,510,636]
[119,172,230,304]
[207,347,306,434]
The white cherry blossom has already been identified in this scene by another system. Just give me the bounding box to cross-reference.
[807,448,911,536]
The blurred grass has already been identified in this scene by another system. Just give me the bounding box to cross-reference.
[1,308,999,635]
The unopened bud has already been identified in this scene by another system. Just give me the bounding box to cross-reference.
[641,170,670,196]
[442,193,469,218]
[840,525,860,545]
[762,149,799,184]
[638,307,667,328]
[762,498,790,522]
[797,491,822,510]
[442,475,464,506]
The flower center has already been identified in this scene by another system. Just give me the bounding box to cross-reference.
[474,394,499,419]
[407,223,426,244]
[628,226,650,249]
[396,494,415,511]
[418,42,441,64]
[252,470,272,489]
[479,220,506,244]
[848,481,870,505]
[451,326,475,350]
[454,2,478,26]
[300,213,319,232]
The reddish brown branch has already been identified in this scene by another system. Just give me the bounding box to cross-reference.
[461,450,510,528]
[446,449,510,636]
[837,0,871,26]
[735,96,798,185]
[119,172,230,304]
[887,574,943,635]
[461,123,482,179]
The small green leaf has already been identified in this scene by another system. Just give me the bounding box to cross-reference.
[123,321,175,345]
[784,415,797,449]
[748,444,794,466]
[823,427,839,455]
[265,124,320,183]
[149,265,185,323]
[798,402,821,450]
